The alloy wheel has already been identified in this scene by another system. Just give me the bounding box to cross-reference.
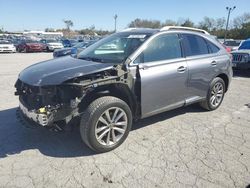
[95,107,128,146]
[210,82,224,108]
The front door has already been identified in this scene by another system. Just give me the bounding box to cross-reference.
[135,33,188,118]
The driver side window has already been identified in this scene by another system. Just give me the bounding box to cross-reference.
[136,34,182,63]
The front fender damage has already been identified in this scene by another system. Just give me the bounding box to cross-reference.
[15,64,132,130]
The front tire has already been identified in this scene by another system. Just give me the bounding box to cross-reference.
[80,96,132,153]
[200,77,225,111]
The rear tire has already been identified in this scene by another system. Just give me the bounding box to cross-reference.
[200,77,225,111]
[80,96,132,153]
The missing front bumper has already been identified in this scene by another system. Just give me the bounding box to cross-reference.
[19,102,53,126]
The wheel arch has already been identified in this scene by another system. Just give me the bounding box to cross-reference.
[215,73,229,92]
[79,83,139,118]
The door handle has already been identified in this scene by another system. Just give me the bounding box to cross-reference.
[177,66,186,73]
[211,61,217,66]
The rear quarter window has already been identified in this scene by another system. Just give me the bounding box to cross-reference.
[182,34,209,57]
[206,40,220,54]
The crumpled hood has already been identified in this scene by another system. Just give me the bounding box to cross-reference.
[18,56,115,86]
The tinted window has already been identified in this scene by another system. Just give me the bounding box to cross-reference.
[182,34,209,57]
[206,40,220,53]
[142,34,182,63]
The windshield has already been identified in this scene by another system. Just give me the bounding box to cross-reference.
[78,33,151,63]
[239,40,250,50]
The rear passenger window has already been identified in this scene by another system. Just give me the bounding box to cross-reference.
[182,34,209,57]
[142,34,182,63]
[206,40,220,54]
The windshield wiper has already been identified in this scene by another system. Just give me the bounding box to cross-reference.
[79,56,104,63]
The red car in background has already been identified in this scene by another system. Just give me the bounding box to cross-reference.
[16,40,45,52]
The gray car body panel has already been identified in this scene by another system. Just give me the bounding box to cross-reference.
[16,29,232,122]
[127,30,232,118]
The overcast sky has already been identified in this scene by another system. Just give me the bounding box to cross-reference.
[0,0,249,32]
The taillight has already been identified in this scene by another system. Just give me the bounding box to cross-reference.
[226,47,232,53]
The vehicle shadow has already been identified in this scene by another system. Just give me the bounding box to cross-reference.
[0,105,205,158]
[233,69,250,78]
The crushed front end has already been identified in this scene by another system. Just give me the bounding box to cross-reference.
[14,79,85,127]
[14,63,130,129]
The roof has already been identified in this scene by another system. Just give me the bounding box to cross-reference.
[122,26,210,35]
[121,28,159,34]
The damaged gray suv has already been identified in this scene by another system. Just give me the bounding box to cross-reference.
[15,26,233,152]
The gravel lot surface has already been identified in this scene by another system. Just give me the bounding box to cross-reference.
[0,53,250,188]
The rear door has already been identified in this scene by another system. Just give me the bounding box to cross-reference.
[181,34,221,100]
[135,33,188,118]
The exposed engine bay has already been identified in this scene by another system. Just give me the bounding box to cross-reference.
[15,64,133,128]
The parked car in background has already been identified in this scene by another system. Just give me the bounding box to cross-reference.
[223,40,242,51]
[40,39,64,52]
[0,40,16,53]
[231,39,250,70]
[15,27,232,152]
[12,39,22,48]
[16,40,44,52]
[61,39,77,47]
[53,40,97,58]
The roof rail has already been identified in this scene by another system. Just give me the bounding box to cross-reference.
[121,28,138,32]
[160,26,210,35]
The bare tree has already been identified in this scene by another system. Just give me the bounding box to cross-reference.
[198,17,216,31]
[180,19,194,27]
[164,19,177,26]
[215,18,226,30]
[233,13,250,29]
[63,19,74,31]
[128,18,161,28]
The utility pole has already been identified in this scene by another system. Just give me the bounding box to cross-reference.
[114,14,118,32]
[224,6,236,42]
